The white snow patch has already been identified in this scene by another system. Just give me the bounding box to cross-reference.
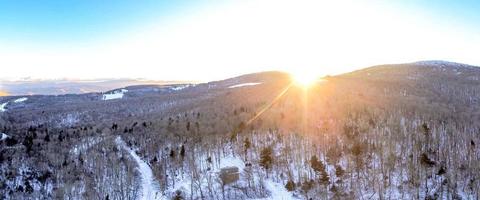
[70,137,103,156]
[0,97,27,112]
[0,133,9,141]
[219,155,245,171]
[229,82,262,88]
[0,102,7,112]
[13,97,28,103]
[255,179,298,200]
[59,113,80,127]
[170,84,192,91]
[102,89,128,100]
[116,137,164,200]
[168,178,191,197]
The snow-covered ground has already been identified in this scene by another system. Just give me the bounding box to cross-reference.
[219,155,245,171]
[257,179,298,200]
[13,97,28,103]
[70,137,104,156]
[170,84,193,91]
[0,102,7,112]
[216,155,297,200]
[116,137,163,200]
[229,82,262,88]
[1,97,28,112]
[102,89,128,100]
[415,60,473,68]
[59,113,80,127]
[0,133,9,141]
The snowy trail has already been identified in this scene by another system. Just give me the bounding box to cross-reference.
[0,102,7,112]
[115,137,164,200]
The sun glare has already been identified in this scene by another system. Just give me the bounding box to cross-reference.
[291,71,319,87]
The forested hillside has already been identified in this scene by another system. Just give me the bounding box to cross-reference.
[1,61,479,199]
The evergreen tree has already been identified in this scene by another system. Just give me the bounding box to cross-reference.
[23,135,34,154]
[24,181,33,193]
[44,133,50,142]
[180,145,185,159]
[244,137,251,160]
[285,179,296,191]
[421,122,430,136]
[260,146,274,173]
[310,155,329,184]
[420,153,435,167]
[173,191,184,200]
[310,155,323,173]
[335,164,344,178]
[170,149,176,158]
[319,169,330,185]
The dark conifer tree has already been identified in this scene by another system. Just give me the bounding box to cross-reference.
[260,146,274,176]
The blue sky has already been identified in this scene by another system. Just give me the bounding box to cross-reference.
[0,0,200,43]
[400,0,480,29]
[0,0,479,81]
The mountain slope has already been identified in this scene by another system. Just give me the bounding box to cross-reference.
[1,62,479,199]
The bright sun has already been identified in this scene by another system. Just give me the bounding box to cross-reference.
[291,71,319,87]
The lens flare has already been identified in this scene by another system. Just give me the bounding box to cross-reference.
[291,71,319,88]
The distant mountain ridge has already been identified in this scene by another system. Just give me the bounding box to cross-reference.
[1,60,478,97]
[413,60,478,68]
[0,79,191,96]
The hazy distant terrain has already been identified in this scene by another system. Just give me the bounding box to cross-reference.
[1,61,479,200]
[0,79,191,96]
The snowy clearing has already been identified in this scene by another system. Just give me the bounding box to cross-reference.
[13,97,28,103]
[0,133,9,141]
[0,102,7,112]
[102,89,128,100]
[256,179,298,200]
[170,84,193,91]
[228,82,262,88]
[116,137,163,200]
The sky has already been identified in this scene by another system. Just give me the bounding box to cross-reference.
[0,0,479,81]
